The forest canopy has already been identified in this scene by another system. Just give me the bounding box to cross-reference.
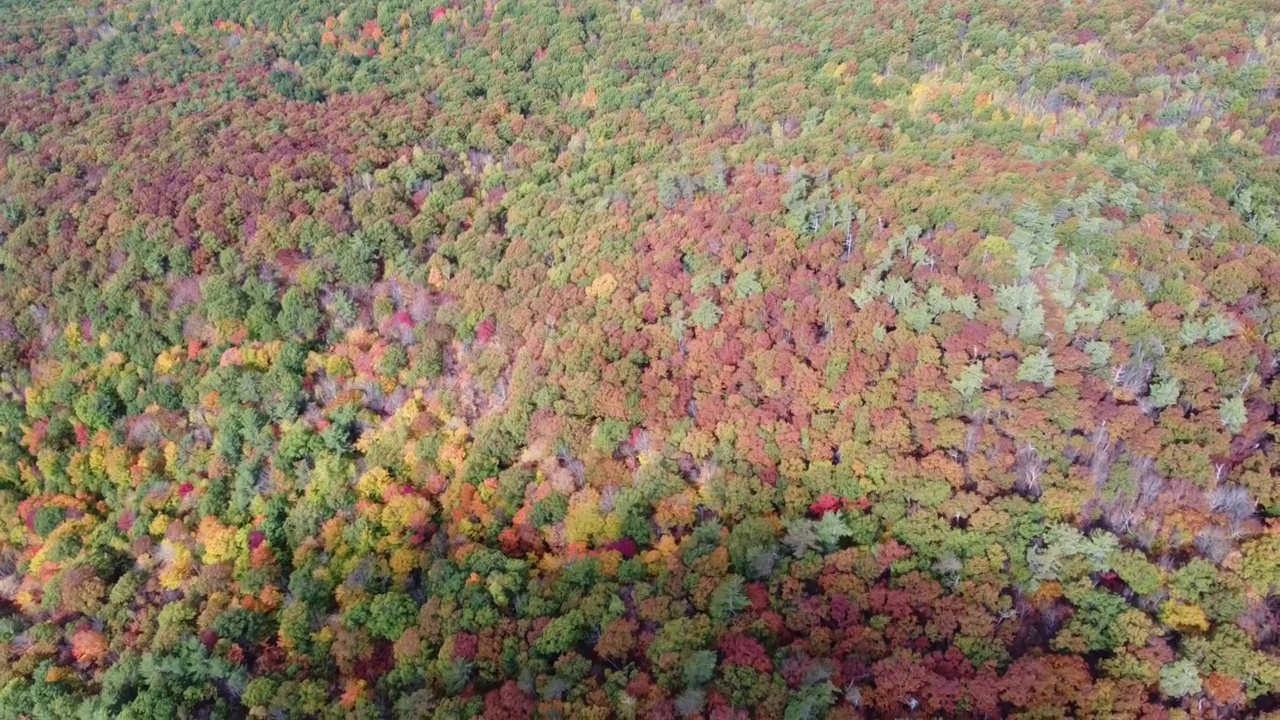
[0,0,1279,717]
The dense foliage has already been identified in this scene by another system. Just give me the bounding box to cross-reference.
[1,0,1279,717]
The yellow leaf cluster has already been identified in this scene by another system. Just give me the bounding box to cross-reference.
[436,427,470,474]
[978,236,1016,265]
[824,61,850,78]
[586,273,617,299]
[66,453,92,489]
[537,552,562,573]
[239,342,280,370]
[354,428,377,455]
[154,347,183,375]
[62,323,82,349]
[23,385,42,416]
[1116,608,1157,647]
[88,446,108,475]
[565,492,605,545]
[427,263,448,290]
[198,516,241,565]
[1161,601,1210,633]
[324,354,354,377]
[393,397,421,425]
[14,585,39,613]
[27,516,90,574]
[679,429,715,459]
[159,541,194,590]
[104,446,133,490]
[906,76,968,115]
[149,514,171,537]
[381,493,431,535]
[389,547,419,579]
[163,441,179,473]
[313,625,335,647]
[641,535,679,568]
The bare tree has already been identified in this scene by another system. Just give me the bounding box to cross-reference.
[1090,423,1114,489]
[1014,444,1045,499]
[1209,483,1255,522]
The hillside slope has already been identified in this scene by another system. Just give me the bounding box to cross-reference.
[1,0,1279,717]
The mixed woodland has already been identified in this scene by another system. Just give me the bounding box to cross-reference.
[1,0,1280,717]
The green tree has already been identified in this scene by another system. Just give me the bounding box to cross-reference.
[367,592,419,641]
[690,299,722,330]
[708,576,749,622]
[73,389,121,430]
[682,650,718,688]
[278,288,323,342]
[533,610,587,657]
[727,518,776,578]
[1017,349,1056,387]
[1159,659,1202,699]
[1219,396,1247,434]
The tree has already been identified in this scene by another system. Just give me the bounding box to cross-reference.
[279,288,323,342]
[951,362,985,401]
[367,592,419,641]
[682,650,718,688]
[785,681,837,720]
[813,512,853,551]
[691,300,722,330]
[595,618,638,662]
[1016,349,1056,388]
[1159,659,1202,699]
[533,610,587,657]
[708,576,749,621]
[1149,376,1180,409]
[727,518,776,578]
[1219,396,1247,434]
[734,270,763,299]
[73,390,121,431]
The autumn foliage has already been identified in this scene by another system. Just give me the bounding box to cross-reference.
[0,0,1278,717]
